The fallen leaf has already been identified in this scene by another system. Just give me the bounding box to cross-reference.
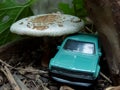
[60,86,74,90]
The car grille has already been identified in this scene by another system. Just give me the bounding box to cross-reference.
[51,66,94,80]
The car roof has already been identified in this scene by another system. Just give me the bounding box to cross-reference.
[66,33,98,43]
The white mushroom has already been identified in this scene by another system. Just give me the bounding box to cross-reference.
[10,13,84,37]
[10,13,84,67]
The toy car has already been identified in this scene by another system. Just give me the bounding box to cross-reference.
[49,33,102,87]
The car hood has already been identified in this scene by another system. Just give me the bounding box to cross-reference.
[51,52,99,73]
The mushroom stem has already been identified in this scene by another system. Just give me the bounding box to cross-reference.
[41,37,52,67]
[41,36,64,67]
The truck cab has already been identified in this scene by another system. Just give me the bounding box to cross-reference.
[49,33,102,87]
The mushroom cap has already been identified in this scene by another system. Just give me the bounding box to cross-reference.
[10,13,84,37]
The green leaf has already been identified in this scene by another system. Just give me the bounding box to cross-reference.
[0,30,21,45]
[58,0,88,19]
[0,0,35,45]
[72,0,88,18]
[58,2,74,15]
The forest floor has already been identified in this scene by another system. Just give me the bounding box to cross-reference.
[0,37,112,90]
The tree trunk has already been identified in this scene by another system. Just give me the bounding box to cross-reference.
[84,0,120,85]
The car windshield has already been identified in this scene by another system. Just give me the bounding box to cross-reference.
[64,39,95,54]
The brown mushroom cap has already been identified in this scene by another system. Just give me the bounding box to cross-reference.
[10,13,84,37]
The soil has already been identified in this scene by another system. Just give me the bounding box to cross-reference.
[0,37,112,90]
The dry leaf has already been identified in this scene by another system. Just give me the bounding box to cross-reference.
[105,86,120,90]
[60,86,74,90]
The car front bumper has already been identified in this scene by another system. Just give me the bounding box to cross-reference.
[52,76,92,87]
[50,71,95,87]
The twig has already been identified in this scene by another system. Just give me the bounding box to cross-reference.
[100,72,112,84]
[0,59,14,69]
[13,74,29,90]
[17,67,48,74]
[1,66,21,90]
[37,78,49,90]
[85,26,93,33]
[0,59,48,74]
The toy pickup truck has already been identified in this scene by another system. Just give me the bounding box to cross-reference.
[49,33,102,86]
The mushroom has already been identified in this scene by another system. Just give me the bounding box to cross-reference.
[10,13,84,37]
[10,13,84,67]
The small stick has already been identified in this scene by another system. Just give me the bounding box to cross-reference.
[17,67,48,74]
[0,59,13,69]
[0,59,48,74]
[1,66,21,90]
[100,72,112,84]
[85,26,93,33]
[13,74,29,90]
[37,79,49,90]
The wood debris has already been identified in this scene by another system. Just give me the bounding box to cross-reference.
[0,53,114,90]
[0,66,21,90]
[0,59,56,90]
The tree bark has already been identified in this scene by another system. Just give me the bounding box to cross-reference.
[84,0,120,85]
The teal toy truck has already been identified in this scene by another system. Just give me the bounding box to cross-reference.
[49,33,102,86]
